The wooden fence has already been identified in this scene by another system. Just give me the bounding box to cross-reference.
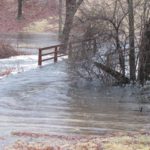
[38,39,97,66]
[38,43,67,66]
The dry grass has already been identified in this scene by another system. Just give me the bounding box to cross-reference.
[5,140,101,150]
[102,135,150,150]
[0,41,27,59]
[4,131,150,150]
[5,140,55,150]
[23,17,58,32]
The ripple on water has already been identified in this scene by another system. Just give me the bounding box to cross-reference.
[0,61,150,137]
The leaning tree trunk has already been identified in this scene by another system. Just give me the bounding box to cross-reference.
[138,20,150,85]
[17,0,23,20]
[94,62,130,84]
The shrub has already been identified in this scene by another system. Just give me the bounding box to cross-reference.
[0,41,26,59]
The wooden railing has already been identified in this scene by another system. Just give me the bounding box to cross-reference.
[38,38,97,66]
[38,43,67,66]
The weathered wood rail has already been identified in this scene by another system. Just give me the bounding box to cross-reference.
[38,39,96,66]
[38,43,67,66]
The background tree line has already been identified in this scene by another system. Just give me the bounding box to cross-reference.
[60,0,150,85]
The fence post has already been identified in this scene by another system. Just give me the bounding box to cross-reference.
[54,46,58,63]
[38,49,42,66]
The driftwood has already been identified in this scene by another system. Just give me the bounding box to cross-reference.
[94,62,130,84]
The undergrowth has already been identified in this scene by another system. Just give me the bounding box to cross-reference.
[0,41,27,59]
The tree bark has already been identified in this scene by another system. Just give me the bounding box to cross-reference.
[138,20,150,85]
[59,0,63,39]
[116,29,125,76]
[61,0,83,52]
[127,0,136,82]
[17,0,23,20]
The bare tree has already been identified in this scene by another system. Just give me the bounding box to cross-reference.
[69,0,131,84]
[17,0,23,20]
[100,0,127,76]
[127,0,136,82]
[68,0,149,85]
[138,21,150,85]
[61,0,84,51]
[59,0,63,39]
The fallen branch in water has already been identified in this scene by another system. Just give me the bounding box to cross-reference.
[94,62,130,84]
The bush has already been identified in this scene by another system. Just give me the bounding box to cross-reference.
[0,41,26,59]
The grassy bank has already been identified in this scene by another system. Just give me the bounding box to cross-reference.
[4,131,150,150]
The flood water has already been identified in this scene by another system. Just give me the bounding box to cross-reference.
[0,60,150,137]
[0,33,150,146]
[0,32,60,54]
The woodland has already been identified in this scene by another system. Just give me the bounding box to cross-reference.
[0,0,150,149]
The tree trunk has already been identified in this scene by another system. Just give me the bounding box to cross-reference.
[116,29,125,76]
[61,0,75,51]
[17,0,23,20]
[94,62,130,84]
[138,20,150,85]
[127,0,136,82]
[59,0,63,39]
[61,0,83,52]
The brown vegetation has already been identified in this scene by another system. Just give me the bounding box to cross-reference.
[5,140,55,150]
[0,41,26,59]
[0,0,58,32]
[4,131,150,150]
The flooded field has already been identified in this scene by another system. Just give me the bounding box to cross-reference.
[0,33,150,148]
[0,61,150,138]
